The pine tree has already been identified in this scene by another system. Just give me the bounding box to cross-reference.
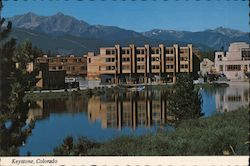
[168,74,203,121]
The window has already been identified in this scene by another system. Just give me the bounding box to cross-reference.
[106,49,116,55]
[244,65,248,71]
[242,49,250,60]
[106,66,116,70]
[58,66,62,70]
[122,57,130,62]
[180,57,188,61]
[219,65,223,71]
[227,96,241,102]
[152,65,160,69]
[217,55,222,61]
[137,65,145,70]
[180,64,188,69]
[226,65,241,71]
[122,49,130,55]
[166,65,174,69]
[122,65,130,70]
[88,58,91,63]
[136,49,145,55]
[106,58,115,62]
[136,49,144,55]
[166,57,174,61]
[137,57,145,62]
[152,57,160,62]
[151,48,160,54]
[166,48,174,54]
[180,49,188,54]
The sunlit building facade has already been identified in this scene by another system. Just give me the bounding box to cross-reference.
[87,44,199,83]
[214,42,250,81]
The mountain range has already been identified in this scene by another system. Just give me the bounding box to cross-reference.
[6,12,249,55]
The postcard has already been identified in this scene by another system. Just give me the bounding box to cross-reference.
[0,0,249,165]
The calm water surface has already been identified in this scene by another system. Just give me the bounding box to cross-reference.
[20,82,249,155]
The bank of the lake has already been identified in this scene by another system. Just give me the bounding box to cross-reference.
[53,106,249,156]
[23,82,226,101]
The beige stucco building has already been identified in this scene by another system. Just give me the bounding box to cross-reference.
[86,44,200,84]
[214,42,250,81]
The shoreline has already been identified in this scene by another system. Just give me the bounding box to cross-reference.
[23,81,249,101]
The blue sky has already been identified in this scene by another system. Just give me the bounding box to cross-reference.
[2,0,249,32]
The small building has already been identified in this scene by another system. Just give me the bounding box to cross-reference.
[36,55,87,77]
[15,62,34,73]
[200,58,215,76]
[36,63,66,90]
[214,42,250,81]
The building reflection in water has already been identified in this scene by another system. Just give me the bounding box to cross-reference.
[88,89,174,130]
[27,89,174,130]
[27,96,88,123]
[27,83,249,130]
[215,83,249,113]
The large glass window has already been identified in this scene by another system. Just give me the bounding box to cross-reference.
[226,65,241,71]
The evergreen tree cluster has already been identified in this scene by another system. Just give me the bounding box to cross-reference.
[0,0,43,155]
[168,74,203,121]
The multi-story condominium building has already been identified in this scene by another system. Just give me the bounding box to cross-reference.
[87,44,199,84]
[36,55,87,77]
[214,42,250,81]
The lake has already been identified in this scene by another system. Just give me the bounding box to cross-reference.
[20,82,249,155]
